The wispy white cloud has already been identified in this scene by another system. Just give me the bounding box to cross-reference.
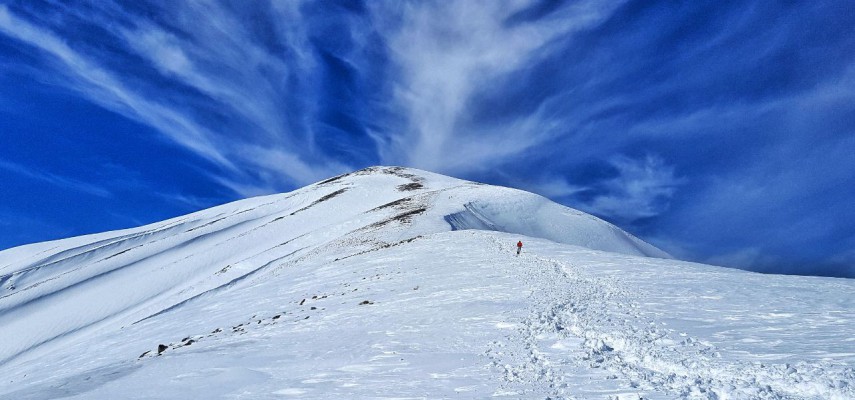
[0,2,340,196]
[116,16,290,143]
[0,159,111,198]
[581,155,683,222]
[370,0,627,173]
[0,5,234,170]
[0,1,628,192]
[528,177,589,199]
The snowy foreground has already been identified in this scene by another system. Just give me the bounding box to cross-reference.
[0,167,852,399]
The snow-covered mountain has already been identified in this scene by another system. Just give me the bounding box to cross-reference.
[0,166,852,399]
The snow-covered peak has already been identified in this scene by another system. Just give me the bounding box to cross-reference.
[1,165,663,264]
[0,166,661,363]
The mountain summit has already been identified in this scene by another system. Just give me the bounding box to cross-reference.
[0,166,852,399]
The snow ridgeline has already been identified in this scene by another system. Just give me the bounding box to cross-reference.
[0,166,852,399]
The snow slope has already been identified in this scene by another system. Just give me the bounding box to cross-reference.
[0,166,852,399]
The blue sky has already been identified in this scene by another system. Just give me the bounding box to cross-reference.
[1,0,853,278]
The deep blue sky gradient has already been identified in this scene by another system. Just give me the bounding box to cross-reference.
[1,1,854,278]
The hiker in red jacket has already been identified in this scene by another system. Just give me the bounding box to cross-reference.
[516,241,523,255]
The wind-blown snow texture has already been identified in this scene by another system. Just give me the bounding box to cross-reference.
[0,166,852,399]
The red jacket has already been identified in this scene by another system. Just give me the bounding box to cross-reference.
[517,241,523,248]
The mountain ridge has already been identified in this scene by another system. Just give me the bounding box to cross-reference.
[0,166,667,365]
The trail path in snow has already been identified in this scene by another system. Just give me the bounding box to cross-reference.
[484,234,854,399]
